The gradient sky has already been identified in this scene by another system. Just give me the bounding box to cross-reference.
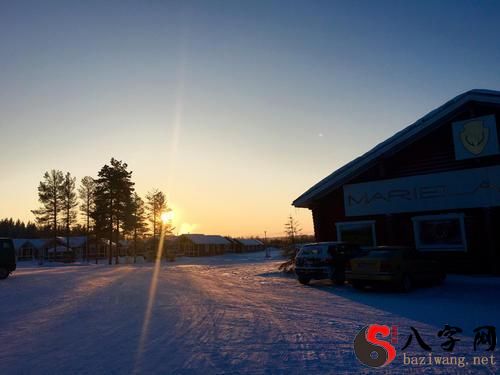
[2,1,500,237]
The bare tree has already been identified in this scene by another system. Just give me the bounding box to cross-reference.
[79,176,96,262]
[279,215,302,273]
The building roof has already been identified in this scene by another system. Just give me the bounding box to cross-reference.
[12,238,49,250]
[182,234,231,245]
[236,239,264,246]
[57,236,87,248]
[293,89,500,208]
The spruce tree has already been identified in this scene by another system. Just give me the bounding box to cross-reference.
[93,158,135,265]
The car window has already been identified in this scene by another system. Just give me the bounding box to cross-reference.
[299,245,327,256]
[1,240,13,250]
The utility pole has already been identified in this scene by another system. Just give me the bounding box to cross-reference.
[264,230,270,258]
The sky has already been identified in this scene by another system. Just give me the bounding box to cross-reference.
[2,0,500,237]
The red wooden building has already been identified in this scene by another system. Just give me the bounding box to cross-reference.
[293,89,500,274]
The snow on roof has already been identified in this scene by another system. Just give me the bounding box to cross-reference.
[58,236,87,248]
[183,234,231,245]
[236,239,264,246]
[293,89,500,208]
[47,245,71,253]
[12,238,49,250]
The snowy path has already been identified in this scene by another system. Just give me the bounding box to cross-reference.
[1,253,499,374]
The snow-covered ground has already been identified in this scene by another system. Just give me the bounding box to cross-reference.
[1,251,499,374]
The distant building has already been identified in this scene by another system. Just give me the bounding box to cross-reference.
[293,89,500,274]
[234,238,264,252]
[179,234,232,256]
[224,236,240,252]
[57,236,87,258]
[13,239,48,260]
[12,236,109,261]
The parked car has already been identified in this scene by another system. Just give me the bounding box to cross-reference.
[346,246,446,292]
[295,242,365,285]
[0,238,16,279]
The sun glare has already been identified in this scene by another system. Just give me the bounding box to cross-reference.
[161,211,174,224]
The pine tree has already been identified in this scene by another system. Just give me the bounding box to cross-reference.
[31,170,65,259]
[93,158,135,265]
[130,193,148,262]
[145,188,168,251]
[61,172,78,258]
[79,176,96,262]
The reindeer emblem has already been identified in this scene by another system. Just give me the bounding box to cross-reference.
[460,120,489,155]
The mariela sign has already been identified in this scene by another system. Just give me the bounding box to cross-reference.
[354,324,497,369]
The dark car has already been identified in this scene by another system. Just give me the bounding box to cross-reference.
[346,246,446,292]
[295,242,365,285]
[0,238,16,279]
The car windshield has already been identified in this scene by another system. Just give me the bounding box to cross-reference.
[299,245,327,256]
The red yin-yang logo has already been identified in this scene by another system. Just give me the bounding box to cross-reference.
[353,325,397,368]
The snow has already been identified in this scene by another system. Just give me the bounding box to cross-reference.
[1,251,499,374]
[236,238,264,246]
[182,234,231,245]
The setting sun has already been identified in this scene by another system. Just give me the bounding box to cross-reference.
[160,211,174,224]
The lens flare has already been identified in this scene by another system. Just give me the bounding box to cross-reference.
[161,211,174,224]
[134,223,167,372]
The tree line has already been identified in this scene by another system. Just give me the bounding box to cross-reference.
[0,218,39,238]
[30,158,172,264]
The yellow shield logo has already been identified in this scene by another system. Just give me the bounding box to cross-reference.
[460,120,489,155]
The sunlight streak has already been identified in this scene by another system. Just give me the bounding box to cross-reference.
[134,224,167,373]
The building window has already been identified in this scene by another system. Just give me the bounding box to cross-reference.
[412,213,467,252]
[19,246,33,260]
[336,220,376,247]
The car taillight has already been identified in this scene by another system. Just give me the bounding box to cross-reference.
[380,262,393,272]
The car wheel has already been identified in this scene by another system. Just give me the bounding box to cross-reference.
[0,267,9,280]
[298,276,310,285]
[400,274,412,292]
[333,273,345,286]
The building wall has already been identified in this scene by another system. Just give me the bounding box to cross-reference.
[312,101,500,273]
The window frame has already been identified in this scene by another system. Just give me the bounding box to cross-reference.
[412,213,467,252]
[335,220,376,247]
